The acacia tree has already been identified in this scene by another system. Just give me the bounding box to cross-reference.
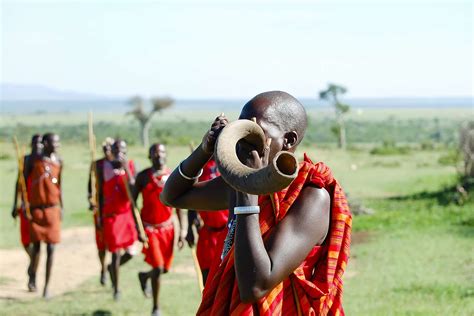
[128,96,174,148]
[319,83,351,149]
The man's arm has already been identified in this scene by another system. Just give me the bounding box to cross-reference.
[234,186,330,303]
[161,115,230,210]
[175,208,185,249]
[87,162,94,210]
[11,176,20,218]
[132,171,146,203]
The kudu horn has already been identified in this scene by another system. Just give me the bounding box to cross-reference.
[214,120,298,195]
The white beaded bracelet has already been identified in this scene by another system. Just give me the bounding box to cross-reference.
[234,206,260,215]
[178,162,203,181]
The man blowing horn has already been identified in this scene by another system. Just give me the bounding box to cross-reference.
[161,91,352,315]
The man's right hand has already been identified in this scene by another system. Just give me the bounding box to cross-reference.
[11,208,18,219]
[201,114,228,154]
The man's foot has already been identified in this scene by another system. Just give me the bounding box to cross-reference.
[42,288,50,300]
[138,272,151,298]
[100,270,106,286]
[27,273,36,292]
[151,308,161,316]
[113,290,121,301]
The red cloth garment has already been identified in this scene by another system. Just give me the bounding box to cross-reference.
[102,161,138,252]
[196,160,230,270]
[140,169,175,270]
[93,211,105,251]
[18,169,33,246]
[29,157,62,244]
[143,223,174,271]
[197,154,352,316]
[19,209,31,246]
[92,158,105,251]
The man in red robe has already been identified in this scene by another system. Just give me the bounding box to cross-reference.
[186,159,229,284]
[162,91,352,315]
[102,139,139,300]
[133,143,184,316]
[11,134,43,292]
[26,133,63,299]
[87,137,114,285]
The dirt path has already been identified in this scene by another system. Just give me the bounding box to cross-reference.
[0,227,365,301]
[0,226,99,300]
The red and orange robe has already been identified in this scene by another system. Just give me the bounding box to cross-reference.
[196,160,229,271]
[29,157,62,244]
[140,169,175,272]
[102,161,138,253]
[197,154,352,316]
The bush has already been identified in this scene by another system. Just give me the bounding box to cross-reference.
[370,141,411,155]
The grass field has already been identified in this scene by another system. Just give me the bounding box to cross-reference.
[0,108,473,315]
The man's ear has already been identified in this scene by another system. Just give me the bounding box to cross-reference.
[283,131,298,150]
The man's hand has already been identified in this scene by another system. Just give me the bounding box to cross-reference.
[185,228,195,248]
[201,114,228,154]
[11,208,18,219]
[178,235,185,250]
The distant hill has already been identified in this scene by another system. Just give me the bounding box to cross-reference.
[0,83,111,101]
[0,83,472,114]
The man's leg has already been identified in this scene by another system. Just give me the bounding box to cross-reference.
[120,251,133,266]
[202,269,210,286]
[29,242,41,292]
[24,244,33,280]
[111,251,121,300]
[138,269,152,297]
[98,249,106,285]
[43,243,55,298]
[150,268,161,316]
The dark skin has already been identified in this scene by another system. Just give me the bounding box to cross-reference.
[133,144,184,314]
[11,135,43,291]
[108,139,137,299]
[161,94,330,303]
[87,143,114,285]
[26,133,63,298]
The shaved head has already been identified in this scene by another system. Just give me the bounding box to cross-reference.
[240,91,307,146]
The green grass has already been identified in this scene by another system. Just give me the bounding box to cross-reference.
[0,113,473,314]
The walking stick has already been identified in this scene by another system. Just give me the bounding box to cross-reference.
[122,176,149,248]
[188,141,204,292]
[13,136,31,220]
[88,112,99,214]
[191,247,204,292]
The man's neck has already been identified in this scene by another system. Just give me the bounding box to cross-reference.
[152,165,165,173]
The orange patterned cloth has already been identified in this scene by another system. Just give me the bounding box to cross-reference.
[197,154,352,316]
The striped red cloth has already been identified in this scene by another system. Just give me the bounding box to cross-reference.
[197,154,352,315]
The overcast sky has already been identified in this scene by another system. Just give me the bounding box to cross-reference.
[1,0,472,99]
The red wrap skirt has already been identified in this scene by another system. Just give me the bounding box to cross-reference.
[197,226,227,270]
[142,220,174,271]
[103,211,138,253]
[30,206,61,244]
[18,209,31,246]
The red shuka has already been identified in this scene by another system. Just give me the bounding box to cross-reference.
[29,157,62,244]
[102,161,138,253]
[92,159,106,251]
[197,154,352,316]
[140,169,175,271]
[18,168,33,246]
[196,160,229,270]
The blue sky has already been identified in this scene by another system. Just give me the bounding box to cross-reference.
[1,0,472,99]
